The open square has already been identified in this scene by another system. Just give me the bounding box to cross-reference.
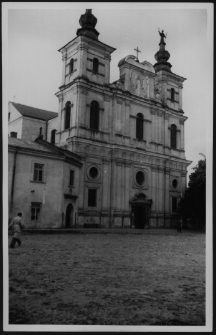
[9,230,205,326]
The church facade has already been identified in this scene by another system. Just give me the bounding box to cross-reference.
[53,9,191,229]
[8,9,192,229]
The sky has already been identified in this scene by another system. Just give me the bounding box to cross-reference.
[3,2,213,180]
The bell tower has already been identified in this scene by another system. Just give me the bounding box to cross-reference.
[153,30,186,113]
[55,9,116,146]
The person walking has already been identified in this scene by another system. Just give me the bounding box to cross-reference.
[8,212,24,248]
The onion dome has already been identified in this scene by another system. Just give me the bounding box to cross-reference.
[76,9,99,40]
[153,30,172,73]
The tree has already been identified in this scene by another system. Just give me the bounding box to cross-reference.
[181,156,206,229]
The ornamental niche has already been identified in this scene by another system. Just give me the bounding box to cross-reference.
[130,72,149,98]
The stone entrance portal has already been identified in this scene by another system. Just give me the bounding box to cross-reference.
[130,193,152,229]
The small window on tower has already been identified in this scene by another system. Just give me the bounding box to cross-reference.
[8,113,10,122]
[65,102,71,130]
[171,88,175,101]
[70,59,74,74]
[93,58,99,73]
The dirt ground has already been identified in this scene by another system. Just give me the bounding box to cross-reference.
[8,229,205,326]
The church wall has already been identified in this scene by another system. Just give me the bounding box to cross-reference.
[8,103,22,123]
[22,117,46,141]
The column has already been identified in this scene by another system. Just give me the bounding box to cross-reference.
[78,158,86,210]
[178,85,183,110]
[164,115,169,147]
[125,102,130,137]
[151,166,157,212]
[61,53,67,86]
[158,167,164,212]
[102,160,110,210]
[124,163,131,211]
[180,120,184,150]
[116,161,122,210]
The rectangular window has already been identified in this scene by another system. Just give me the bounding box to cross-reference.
[88,189,97,207]
[31,202,42,220]
[33,163,44,182]
[10,132,17,138]
[8,113,10,122]
[172,197,178,213]
[69,170,74,186]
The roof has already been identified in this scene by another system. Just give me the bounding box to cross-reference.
[8,137,57,154]
[9,102,58,121]
[8,137,82,167]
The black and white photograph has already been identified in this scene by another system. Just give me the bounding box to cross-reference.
[3,2,213,332]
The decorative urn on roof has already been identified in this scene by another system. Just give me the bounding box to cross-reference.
[154,30,172,73]
[76,9,99,40]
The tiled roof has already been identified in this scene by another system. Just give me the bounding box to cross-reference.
[8,137,58,154]
[10,102,58,121]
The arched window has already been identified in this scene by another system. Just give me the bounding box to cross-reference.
[170,124,177,149]
[69,59,74,74]
[51,129,57,144]
[171,88,175,101]
[136,113,144,140]
[90,101,99,131]
[93,58,99,73]
[65,102,71,130]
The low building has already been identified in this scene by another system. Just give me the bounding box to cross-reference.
[8,137,82,228]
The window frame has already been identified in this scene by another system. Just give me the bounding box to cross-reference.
[33,163,44,182]
[31,202,42,221]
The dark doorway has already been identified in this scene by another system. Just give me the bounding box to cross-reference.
[66,204,73,228]
[134,206,146,229]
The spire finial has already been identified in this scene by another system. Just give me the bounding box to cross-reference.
[153,29,172,73]
[77,9,99,40]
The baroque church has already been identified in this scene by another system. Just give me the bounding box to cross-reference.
[8,9,191,229]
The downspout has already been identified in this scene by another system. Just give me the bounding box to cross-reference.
[109,149,113,228]
[10,147,19,215]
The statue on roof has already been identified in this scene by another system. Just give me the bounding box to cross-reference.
[158,29,167,44]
